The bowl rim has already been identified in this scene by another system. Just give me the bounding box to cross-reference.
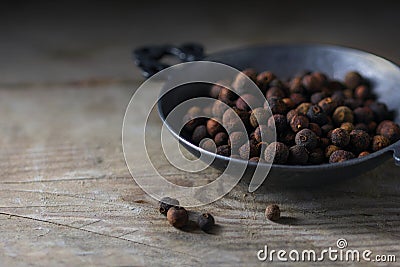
[157,43,400,171]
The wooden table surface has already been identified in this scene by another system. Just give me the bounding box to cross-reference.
[1,2,399,266]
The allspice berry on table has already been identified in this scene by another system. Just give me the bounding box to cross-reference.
[167,206,188,228]
[197,213,215,232]
[265,204,281,221]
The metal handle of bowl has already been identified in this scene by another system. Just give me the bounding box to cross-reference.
[133,43,205,78]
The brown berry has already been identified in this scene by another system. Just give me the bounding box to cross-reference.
[371,135,391,152]
[332,106,354,125]
[344,71,362,89]
[167,207,188,228]
[265,204,280,221]
[295,129,318,150]
[206,118,223,137]
[290,114,310,133]
[376,120,400,143]
[350,130,371,152]
[159,197,179,216]
[331,128,350,148]
[250,107,270,128]
[214,132,228,146]
[288,145,309,165]
[329,150,355,163]
[264,142,289,164]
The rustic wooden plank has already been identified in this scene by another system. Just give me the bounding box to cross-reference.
[0,84,399,266]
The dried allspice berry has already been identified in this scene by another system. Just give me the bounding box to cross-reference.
[250,107,270,128]
[265,204,280,221]
[349,130,371,152]
[371,135,391,152]
[167,206,188,228]
[197,213,215,232]
[159,197,179,216]
[329,150,355,163]
[332,106,354,125]
[290,114,310,133]
[288,145,309,165]
[295,129,318,150]
[330,128,350,148]
[376,120,400,143]
[264,142,289,164]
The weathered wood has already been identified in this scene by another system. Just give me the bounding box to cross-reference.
[0,84,399,266]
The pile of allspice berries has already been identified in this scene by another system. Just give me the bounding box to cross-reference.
[183,70,400,165]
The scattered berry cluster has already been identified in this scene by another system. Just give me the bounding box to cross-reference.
[183,70,400,164]
[159,197,215,232]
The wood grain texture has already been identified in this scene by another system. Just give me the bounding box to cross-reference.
[0,84,399,266]
[1,2,400,265]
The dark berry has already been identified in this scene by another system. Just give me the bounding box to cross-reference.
[308,123,322,137]
[290,114,310,133]
[167,207,188,228]
[214,132,228,146]
[236,93,262,111]
[354,107,374,124]
[192,125,207,145]
[254,125,275,143]
[318,100,339,116]
[269,114,287,134]
[344,71,362,89]
[296,102,312,115]
[371,135,391,152]
[369,102,390,122]
[264,142,289,164]
[354,85,370,100]
[358,151,370,158]
[350,130,371,152]
[307,105,328,126]
[295,129,318,150]
[340,122,355,133]
[325,145,340,159]
[228,131,248,151]
[288,145,309,165]
[377,120,400,143]
[265,204,280,221]
[332,106,354,125]
[216,145,231,157]
[266,86,286,99]
[331,128,350,148]
[197,213,215,232]
[206,118,223,137]
[159,197,179,216]
[249,107,270,128]
[266,97,287,114]
[308,148,325,164]
[239,141,260,159]
[329,150,355,163]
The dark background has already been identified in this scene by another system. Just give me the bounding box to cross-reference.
[1,1,399,84]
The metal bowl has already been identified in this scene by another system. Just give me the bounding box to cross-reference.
[136,44,400,187]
